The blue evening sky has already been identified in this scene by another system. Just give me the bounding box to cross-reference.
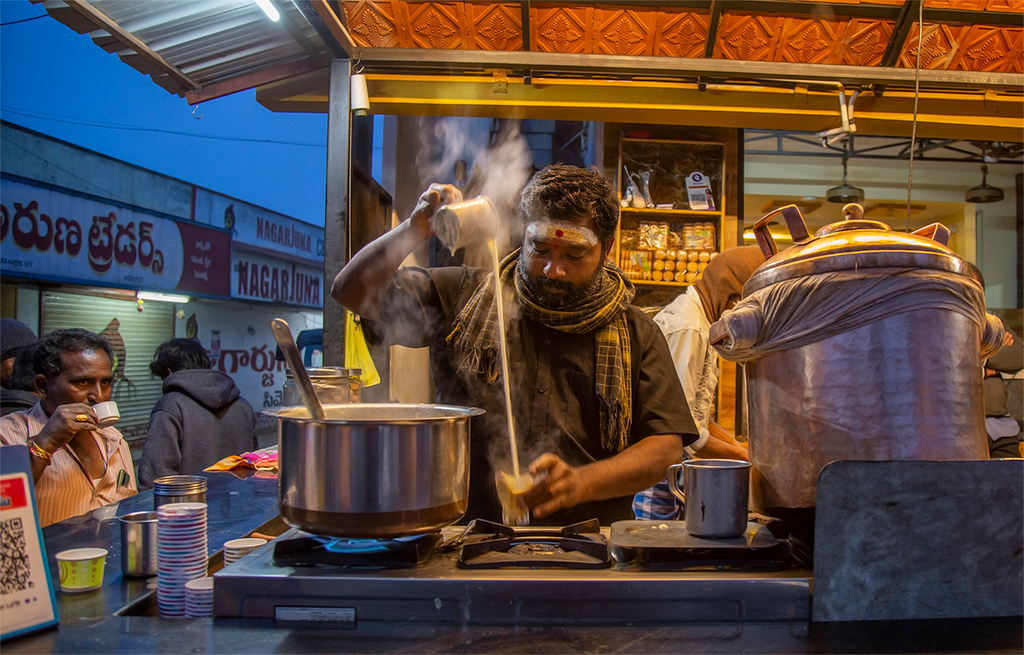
[1,0,330,226]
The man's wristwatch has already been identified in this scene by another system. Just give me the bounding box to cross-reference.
[27,438,54,464]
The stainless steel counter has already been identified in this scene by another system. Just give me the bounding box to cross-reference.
[3,469,1021,654]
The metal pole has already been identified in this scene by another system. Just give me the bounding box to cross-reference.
[323,59,352,366]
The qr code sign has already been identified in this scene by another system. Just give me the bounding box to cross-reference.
[1,517,32,595]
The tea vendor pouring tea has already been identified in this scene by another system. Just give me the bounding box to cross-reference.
[332,165,698,526]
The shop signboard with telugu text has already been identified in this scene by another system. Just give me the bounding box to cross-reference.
[232,250,323,308]
[0,178,231,297]
[192,188,323,264]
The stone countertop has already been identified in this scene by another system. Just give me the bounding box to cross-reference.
[3,470,1021,654]
[19,470,281,634]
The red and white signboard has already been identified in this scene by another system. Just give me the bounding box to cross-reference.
[192,188,323,264]
[1,179,231,298]
[232,250,323,308]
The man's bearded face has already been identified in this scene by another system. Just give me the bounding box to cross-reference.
[518,218,607,309]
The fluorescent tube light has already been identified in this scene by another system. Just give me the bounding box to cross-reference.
[255,0,280,22]
[137,291,190,303]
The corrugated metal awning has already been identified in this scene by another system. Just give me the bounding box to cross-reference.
[38,0,330,98]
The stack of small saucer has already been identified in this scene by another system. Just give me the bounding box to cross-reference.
[223,537,267,566]
[184,577,214,618]
[156,502,208,618]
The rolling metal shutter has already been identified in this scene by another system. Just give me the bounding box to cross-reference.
[42,290,173,449]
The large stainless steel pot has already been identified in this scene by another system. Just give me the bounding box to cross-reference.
[266,403,483,539]
[716,205,1001,513]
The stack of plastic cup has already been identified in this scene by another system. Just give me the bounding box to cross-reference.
[184,577,214,618]
[156,502,208,618]
[222,537,267,566]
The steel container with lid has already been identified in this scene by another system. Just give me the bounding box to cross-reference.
[283,367,362,406]
[712,204,1004,514]
[152,475,208,508]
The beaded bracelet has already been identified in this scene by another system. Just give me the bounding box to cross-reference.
[27,439,53,462]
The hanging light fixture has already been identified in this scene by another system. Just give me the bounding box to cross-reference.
[965,164,1004,203]
[826,156,865,204]
[350,74,370,117]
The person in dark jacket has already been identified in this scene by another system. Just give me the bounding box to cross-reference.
[139,338,257,489]
[1,318,37,389]
[1,343,42,416]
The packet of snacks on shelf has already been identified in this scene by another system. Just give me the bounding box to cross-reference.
[619,229,639,250]
[627,250,652,279]
[667,227,684,249]
[638,223,669,250]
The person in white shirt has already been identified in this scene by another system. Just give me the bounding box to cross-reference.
[634,246,765,521]
[0,329,136,526]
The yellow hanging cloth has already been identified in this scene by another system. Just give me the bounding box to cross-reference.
[345,310,380,387]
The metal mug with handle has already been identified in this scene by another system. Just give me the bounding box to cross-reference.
[120,511,158,577]
[668,459,751,538]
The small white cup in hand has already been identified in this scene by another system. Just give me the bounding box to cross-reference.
[92,401,120,428]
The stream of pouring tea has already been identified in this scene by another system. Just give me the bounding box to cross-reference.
[489,239,521,478]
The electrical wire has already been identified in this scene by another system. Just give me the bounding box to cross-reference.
[0,136,134,205]
[1,108,326,148]
[0,15,47,26]
[906,0,923,233]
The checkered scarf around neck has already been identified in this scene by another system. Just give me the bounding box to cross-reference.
[447,249,636,453]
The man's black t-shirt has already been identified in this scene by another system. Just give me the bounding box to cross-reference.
[363,265,698,526]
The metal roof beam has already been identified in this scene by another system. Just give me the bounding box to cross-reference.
[881,0,920,69]
[291,0,353,59]
[63,0,200,93]
[354,48,1024,92]
[185,55,328,105]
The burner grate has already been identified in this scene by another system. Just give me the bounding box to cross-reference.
[273,531,442,569]
[455,519,611,569]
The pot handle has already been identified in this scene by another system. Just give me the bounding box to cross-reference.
[667,463,686,510]
[911,222,951,246]
[751,204,810,258]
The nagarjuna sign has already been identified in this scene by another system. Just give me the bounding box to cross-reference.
[192,188,323,263]
[232,250,322,308]
[1,178,230,297]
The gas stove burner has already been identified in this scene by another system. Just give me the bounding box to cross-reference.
[609,521,791,571]
[454,519,611,569]
[273,531,443,569]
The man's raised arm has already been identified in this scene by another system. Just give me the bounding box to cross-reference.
[331,183,461,319]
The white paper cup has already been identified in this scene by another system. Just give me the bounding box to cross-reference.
[92,401,120,427]
[56,548,108,593]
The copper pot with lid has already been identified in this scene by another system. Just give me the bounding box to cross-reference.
[713,204,1004,514]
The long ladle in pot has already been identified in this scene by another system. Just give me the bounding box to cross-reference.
[270,318,325,420]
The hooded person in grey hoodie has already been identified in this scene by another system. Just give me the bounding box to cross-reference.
[139,338,257,489]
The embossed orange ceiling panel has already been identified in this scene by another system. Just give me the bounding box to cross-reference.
[924,0,988,8]
[465,2,522,51]
[531,5,593,54]
[985,0,1024,11]
[593,6,657,57]
[401,2,466,50]
[838,19,895,66]
[950,25,1024,72]
[899,23,970,69]
[653,10,709,59]
[339,2,1023,78]
[346,1,402,49]
[1006,28,1023,73]
[713,14,785,61]
[777,18,849,64]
